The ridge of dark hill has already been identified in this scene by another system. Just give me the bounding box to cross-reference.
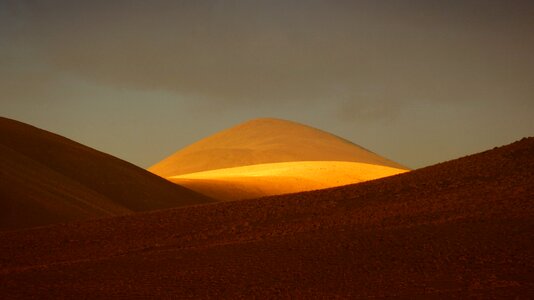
[0,117,213,231]
[150,117,407,177]
[0,138,533,298]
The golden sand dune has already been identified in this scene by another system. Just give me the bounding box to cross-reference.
[150,118,407,177]
[169,161,408,200]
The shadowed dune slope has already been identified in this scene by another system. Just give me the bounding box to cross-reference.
[169,161,408,200]
[149,118,407,177]
[0,117,213,231]
[0,138,532,298]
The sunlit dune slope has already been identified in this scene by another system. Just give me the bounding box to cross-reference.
[169,161,407,200]
[1,138,532,298]
[150,118,407,177]
[0,117,213,231]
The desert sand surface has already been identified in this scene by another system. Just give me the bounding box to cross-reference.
[169,161,408,200]
[0,117,213,231]
[150,118,407,177]
[1,138,532,298]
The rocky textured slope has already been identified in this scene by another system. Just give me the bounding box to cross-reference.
[1,138,532,298]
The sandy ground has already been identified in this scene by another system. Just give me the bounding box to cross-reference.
[169,161,408,200]
[1,137,532,298]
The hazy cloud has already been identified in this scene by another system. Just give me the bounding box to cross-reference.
[3,0,533,113]
[1,0,533,168]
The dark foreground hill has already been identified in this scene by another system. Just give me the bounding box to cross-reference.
[0,138,533,298]
[0,117,213,231]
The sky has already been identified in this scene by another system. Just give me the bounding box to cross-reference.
[1,0,533,169]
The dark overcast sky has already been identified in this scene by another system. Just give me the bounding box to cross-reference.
[1,0,533,168]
